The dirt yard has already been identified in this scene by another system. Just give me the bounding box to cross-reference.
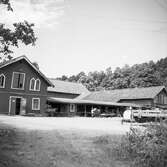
[0,116,130,167]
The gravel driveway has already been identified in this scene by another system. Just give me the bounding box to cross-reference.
[0,115,130,135]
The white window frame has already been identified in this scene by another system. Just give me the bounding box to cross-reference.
[29,78,41,91]
[29,78,36,91]
[11,72,25,90]
[32,98,40,110]
[35,79,41,91]
[70,104,75,112]
[0,73,6,88]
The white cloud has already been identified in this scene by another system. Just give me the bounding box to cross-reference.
[0,0,65,29]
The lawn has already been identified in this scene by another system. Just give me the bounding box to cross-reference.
[0,116,130,167]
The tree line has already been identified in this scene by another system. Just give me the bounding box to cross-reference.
[57,57,167,91]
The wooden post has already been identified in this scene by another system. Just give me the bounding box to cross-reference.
[130,106,133,128]
[105,106,108,113]
[99,106,102,117]
[91,106,94,117]
[84,105,87,117]
[116,108,119,117]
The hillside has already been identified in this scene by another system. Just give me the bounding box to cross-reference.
[57,57,167,91]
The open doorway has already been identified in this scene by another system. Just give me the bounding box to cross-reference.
[9,96,22,115]
[15,98,21,115]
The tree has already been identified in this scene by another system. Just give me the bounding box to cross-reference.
[129,62,161,88]
[60,75,68,81]
[0,0,37,61]
[32,61,39,69]
[56,56,167,91]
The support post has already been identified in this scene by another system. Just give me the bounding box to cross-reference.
[91,106,94,117]
[84,105,87,117]
[130,106,133,128]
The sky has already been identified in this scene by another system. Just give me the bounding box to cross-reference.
[1,0,167,77]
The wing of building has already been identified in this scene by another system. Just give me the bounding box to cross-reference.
[47,79,90,99]
[83,86,167,108]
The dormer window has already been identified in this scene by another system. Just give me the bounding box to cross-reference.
[30,78,41,91]
[0,74,5,88]
[11,72,25,90]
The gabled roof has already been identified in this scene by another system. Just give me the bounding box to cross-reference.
[0,56,53,86]
[48,79,90,95]
[83,86,166,102]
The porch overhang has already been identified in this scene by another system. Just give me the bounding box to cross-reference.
[47,97,140,108]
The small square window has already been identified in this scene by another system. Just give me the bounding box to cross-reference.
[32,98,40,110]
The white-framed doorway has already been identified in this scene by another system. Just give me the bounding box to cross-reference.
[9,96,26,115]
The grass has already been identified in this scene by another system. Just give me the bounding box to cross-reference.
[0,123,130,167]
[112,122,167,167]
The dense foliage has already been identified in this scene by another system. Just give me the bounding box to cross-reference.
[114,122,167,167]
[58,58,167,91]
[0,0,37,61]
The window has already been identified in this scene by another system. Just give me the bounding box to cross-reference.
[30,78,35,90]
[32,98,40,110]
[11,72,25,89]
[164,97,167,105]
[161,94,164,104]
[35,79,40,91]
[29,78,40,91]
[0,74,5,88]
[70,104,75,112]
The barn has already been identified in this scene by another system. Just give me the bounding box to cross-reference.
[0,56,53,116]
[83,86,167,109]
[46,80,140,117]
[0,55,166,117]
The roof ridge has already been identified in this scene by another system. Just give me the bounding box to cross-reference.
[83,85,166,102]
[97,85,165,92]
[48,79,89,94]
[49,78,84,85]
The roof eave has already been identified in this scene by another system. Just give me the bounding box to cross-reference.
[47,90,80,95]
[47,97,140,107]
[119,98,154,101]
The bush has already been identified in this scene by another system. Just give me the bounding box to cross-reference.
[114,121,167,167]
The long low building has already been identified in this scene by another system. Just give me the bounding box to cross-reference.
[47,96,140,117]
[0,56,166,116]
[47,79,167,117]
[82,86,167,109]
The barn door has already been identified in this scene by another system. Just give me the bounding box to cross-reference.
[20,98,26,115]
[9,97,17,115]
